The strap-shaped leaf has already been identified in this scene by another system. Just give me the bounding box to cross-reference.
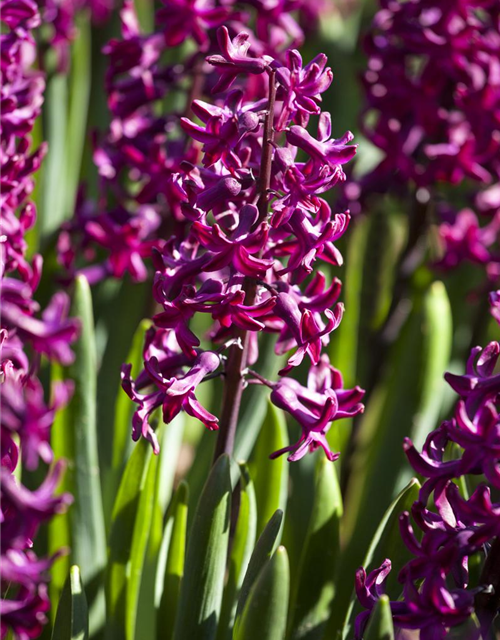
[105,438,152,640]
[235,508,284,628]
[136,420,184,640]
[330,478,420,639]
[234,332,285,463]
[126,443,160,639]
[157,481,189,640]
[289,457,343,640]
[64,11,91,214]
[40,72,67,238]
[234,546,290,640]
[52,565,89,640]
[49,363,73,619]
[341,281,451,613]
[173,454,232,640]
[67,276,107,583]
[249,400,289,538]
[364,595,394,640]
[103,319,152,526]
[217,464,257,640]
[96,279,149,519]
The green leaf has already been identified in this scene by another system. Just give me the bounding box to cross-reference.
[64,12,91,214]
[68,276,107,583]
[234,546,290,640]
[249,401,289,538]
[137,417,185,640]
[157,481,189,640]
[289,457,343,640]
[329,216,369,389]
[330,478,420,640]
[364,595,394,640]
[234,333,286,463]
[344,282,451,567]
[133,0,154,31]
[235,509,284,626]
[105,439,152,640]
[155,414,185,515]
[126,443,160,640]
[361,478,421,593]
[40,72,68,240]
[173,454,232,640]
[217,464,257,640]
[103,319,152,524]
[48,364,73,620]
[52,565,89,640]
[96,279,150,507]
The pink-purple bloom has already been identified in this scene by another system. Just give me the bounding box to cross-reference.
[121,21,364,463]
[1,2,75,636]
[355,338,500,638]
[352,0,500,294]
[490,290,500,325]
[361,0,500,191]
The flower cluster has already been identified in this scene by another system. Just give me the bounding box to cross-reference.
[355,336,500,639]
[37,0,115,71]
[435,207,500,282]
[362,0,500,192]
[121,24,364,462]
[1,2,76,636]
[354,0,500,287]
[58,0,328,286]
[490,290,500,326]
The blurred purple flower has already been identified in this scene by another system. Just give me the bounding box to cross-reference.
[489,290,500,325]
[356,336,500,638]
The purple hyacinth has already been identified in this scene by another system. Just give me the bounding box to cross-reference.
[361,0,500,191]
[355,336,500,639]
[435,208,500,280]
[58,0,330,287]
[350,0,500,295]
[490,290,500,325]
[122,23,364,463]
[36,0,116,71]
[1,2,75,636]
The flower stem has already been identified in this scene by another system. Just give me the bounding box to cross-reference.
[212,71,276,463]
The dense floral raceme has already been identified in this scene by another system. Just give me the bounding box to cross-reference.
[119,17,364,461]
[351,0,500,285]
[434,206,500,281]
[36,0,116,71]
[362,0,500,192]
[355,310,500,639]
[57,0,327,286]
[0,2,76,637]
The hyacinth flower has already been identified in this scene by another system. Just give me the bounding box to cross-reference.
[360,0,500,193]
[122,23,364,463]
[1,2,76,637]
[434,208,500,279]
[490,290,500,325]
[341,0,500,329]
[57,0,328,287]
[355,320,500,639]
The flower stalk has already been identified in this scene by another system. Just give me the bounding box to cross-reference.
[214,69,277,461]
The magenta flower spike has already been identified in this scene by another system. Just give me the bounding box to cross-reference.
[1,2,76,636]
[119,19,364,464]
[356,338,500,638]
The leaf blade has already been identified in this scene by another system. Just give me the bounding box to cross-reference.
[234,546,290,640]
[51,565,89,640]
[172,454,232,640]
